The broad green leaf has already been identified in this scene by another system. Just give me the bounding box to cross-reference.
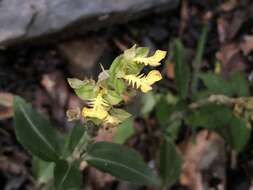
[160,139,182,188]
[114,118,134,144]
[217,117,251,152]
[13,96,59,162]
[86,142,160,186]
[67,121,86,154]
[32,157,54,184]
[173,40,190,99]
[54,160,81,190]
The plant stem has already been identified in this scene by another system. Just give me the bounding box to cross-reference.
[169,94,253,121]
[191,24,209,96]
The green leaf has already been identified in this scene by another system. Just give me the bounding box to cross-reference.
[67,78,97,101]
[54,160,81,190]
[187,104,251,152]
[230,72,250,96]
[67,122,86,154]
[229,118,251,152]
[104,90,122,105]
[113,79,126,94]
[114,118,134,144]
[200,73,232,96]
[217,117,251,152]
[13,96,60,162]
[199,72,249,98]
[173,40,190,99]
[108,56,128,94]
[186,104,232,130]
[141,91,160,117]
[165,119,182,141]
[109,108,131,124]
[155,97,172,127]
[109,56,124,81]
[160,139,182,188]
[32,157,54,184]
[86,142,160,186]
[136,47,149,57]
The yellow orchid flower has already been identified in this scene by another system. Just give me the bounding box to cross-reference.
[123,70,162,93]
[133,50,167,67]
[82,107,108,120]
[87,92,109,111]
[82,91,110,121]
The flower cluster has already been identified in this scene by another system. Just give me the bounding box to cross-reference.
[67,45,166,126]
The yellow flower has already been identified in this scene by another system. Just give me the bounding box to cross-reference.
[82,92,110,121]
[87,92,109,111]
[123,70,162,93]
[133,50,167,67]
[82,107,108,120]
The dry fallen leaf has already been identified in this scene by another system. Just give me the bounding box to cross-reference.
[0,92,14,120]
[216,43,247,76]
[59,38,107,78]
[179,130,226,190]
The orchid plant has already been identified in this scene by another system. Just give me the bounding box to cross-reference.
[13,45,171,190]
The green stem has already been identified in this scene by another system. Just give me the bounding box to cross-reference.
[168,94,244,122]
[191,24,209,96]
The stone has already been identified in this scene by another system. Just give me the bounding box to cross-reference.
[0,0,178,46]
[59,38,107,78]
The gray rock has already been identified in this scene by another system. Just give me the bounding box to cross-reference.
[0,0,178,46]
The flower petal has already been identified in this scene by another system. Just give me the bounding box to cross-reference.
[145,70,162,85]
[133,50,167,66]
